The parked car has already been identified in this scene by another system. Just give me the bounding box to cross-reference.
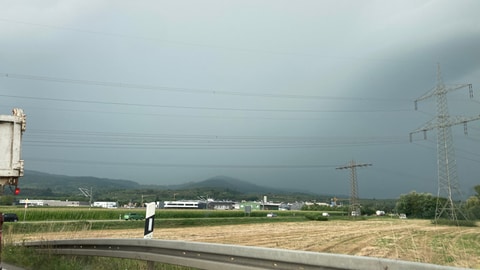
[3,213,19,222]
[266,212,277,218]
[123,213,144,220]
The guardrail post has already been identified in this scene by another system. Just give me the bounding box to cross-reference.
[146,260,154,270]
[144,202,155,239]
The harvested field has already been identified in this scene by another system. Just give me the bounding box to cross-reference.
[11,218,480,269]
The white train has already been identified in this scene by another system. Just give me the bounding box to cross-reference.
[163,200,206,209]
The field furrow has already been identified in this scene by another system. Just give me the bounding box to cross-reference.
[9,219,480,269]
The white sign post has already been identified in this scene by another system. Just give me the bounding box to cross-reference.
[144,202,156,239]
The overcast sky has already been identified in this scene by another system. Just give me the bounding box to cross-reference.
[1,0,479,199]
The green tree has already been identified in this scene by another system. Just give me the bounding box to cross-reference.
[465,185,480,220]
[0,195,14,205]
[474,185,480,197]
[361,205,376,216]
[465,196,479,208]
[396,191,438,219]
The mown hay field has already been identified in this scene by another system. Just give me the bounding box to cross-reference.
[10,218,480,269]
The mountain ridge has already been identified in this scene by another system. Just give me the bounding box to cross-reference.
[165,175,291,194]
[19,170,311,195]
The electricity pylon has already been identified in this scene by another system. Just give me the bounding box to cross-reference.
[410,64,480,221]
[336,160,372,217]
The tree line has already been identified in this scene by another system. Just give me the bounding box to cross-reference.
[3,184,480,221]
[395,185,480,220]
[300,185,480,220]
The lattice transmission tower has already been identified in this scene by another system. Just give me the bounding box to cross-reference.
[410,64,480,221]
[336,160,372,217]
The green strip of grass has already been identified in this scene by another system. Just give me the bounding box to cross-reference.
[2,245,196,270]
[3,215,308,234]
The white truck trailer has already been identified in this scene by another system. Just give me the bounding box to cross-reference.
[0,108,26,194]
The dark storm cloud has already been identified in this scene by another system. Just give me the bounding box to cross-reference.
[1,0,479,199]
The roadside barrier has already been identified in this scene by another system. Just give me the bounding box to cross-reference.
[22,238,470,270]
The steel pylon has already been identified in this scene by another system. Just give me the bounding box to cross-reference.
[410,64,480,221]
[337,160,372,217]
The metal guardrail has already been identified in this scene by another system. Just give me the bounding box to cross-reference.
[22,238,470,270]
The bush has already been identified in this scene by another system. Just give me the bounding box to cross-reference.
[304,214,328,221]
[431,219,477,227]
[465,205,480,220]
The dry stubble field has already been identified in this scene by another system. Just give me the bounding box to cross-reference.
[14,219,480,269]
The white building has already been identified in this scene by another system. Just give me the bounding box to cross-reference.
[93,201,118,208]
[19,199,87,207]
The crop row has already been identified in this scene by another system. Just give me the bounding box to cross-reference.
[0,207,330,221]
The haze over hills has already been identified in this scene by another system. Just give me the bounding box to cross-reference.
[18,170,325,197]
[168,175,293,194]
[21,170,142,193]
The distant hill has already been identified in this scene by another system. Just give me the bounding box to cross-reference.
[168,175,288,194]
[21,170,142,194]
[12,170,344,203]
[18,171,296,195]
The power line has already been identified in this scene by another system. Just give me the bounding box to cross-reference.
[22,128,409,150]
[0,72,409,102]
[23,139,408,150]
[413,141,480,164]
[27,128,407,141]
[0,102,410,121]
[0,18,318,58]
[0,18,405,63]
[26,157,340,169]
[0,93,411,114]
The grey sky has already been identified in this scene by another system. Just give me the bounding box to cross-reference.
[1,0,479,199]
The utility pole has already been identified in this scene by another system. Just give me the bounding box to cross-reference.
[336,160,372,217]
[79,187,93,207]
[410,64,480,222]
[141,194,156,207]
